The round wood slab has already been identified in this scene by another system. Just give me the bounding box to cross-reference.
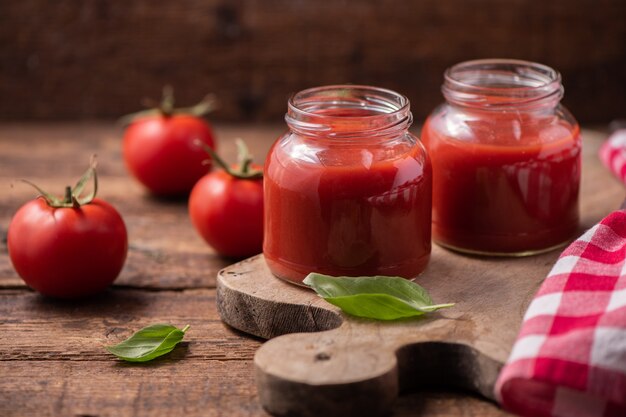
[216,136,623,416]
[217,249,556,416]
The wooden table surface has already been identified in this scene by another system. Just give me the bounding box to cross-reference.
[0,123,622,417]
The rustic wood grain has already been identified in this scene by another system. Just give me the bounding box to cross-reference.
[0,123,620,417]
[0,289,261,361]
[393,391,509,417]
[1,1,625,123]
[0,360,264,417]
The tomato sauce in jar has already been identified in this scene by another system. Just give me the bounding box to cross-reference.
[264,86,431,284]
[422,59,581,255]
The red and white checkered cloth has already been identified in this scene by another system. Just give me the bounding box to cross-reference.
[599,130,626,185]
[495,130,626,417]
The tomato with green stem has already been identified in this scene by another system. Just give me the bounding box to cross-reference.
[189,140,264,258]
[7,158,128,298]
[122,86,217,196]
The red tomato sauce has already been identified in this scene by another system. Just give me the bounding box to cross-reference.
[422,113,581,254]
[264,110,431,283]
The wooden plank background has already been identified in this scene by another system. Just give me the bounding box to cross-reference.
[1,0,625,123]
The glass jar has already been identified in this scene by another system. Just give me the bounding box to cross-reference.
[264,85,432,284]
[422,59,581,256]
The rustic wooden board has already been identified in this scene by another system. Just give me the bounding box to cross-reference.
[0,289,263,417]
[0,360,263,417]
[0,289,262,361]
[217,129,624,416]
[217,253,546,416]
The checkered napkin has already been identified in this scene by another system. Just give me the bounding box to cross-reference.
[599,130,626,184]
[494,131,626,417]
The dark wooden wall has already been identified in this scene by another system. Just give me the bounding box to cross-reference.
[1,0,625,123]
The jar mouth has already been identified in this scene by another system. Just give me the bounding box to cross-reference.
[442,59,564,109]
[286,85,412,138]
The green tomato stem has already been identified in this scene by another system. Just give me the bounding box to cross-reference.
[21,157,98,208]
[195,139,262,180]
[118,87,218,126]
[63,185,80,208]
[236,139,254,175]
[181,325,190,333]
[159,85,175,117]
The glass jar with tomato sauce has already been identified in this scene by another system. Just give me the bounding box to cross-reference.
[422,59,581,256]
[264,85,432,284]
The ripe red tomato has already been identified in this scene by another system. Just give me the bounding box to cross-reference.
[8,163,128,298]
[189,141,263,258]
[122,87,217,196]
[123,115,215,196]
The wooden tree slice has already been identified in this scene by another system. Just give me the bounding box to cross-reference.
[217,249,555,416]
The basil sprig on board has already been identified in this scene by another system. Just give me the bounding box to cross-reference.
[106,324,190,362]
[303,273,454,320]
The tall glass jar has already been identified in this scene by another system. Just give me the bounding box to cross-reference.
[264,85,432,284]
[422,59,581,256]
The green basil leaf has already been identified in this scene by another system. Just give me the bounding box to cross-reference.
[106,323,190,362]
[303,273,454,320]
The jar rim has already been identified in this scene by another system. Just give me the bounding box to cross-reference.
[288,84,410,118]
[286,85,412,138]
[442,59,564,109]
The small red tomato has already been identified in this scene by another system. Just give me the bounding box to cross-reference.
[8,160,128,298]
[122,86,217,196]
[189,140,263,258]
